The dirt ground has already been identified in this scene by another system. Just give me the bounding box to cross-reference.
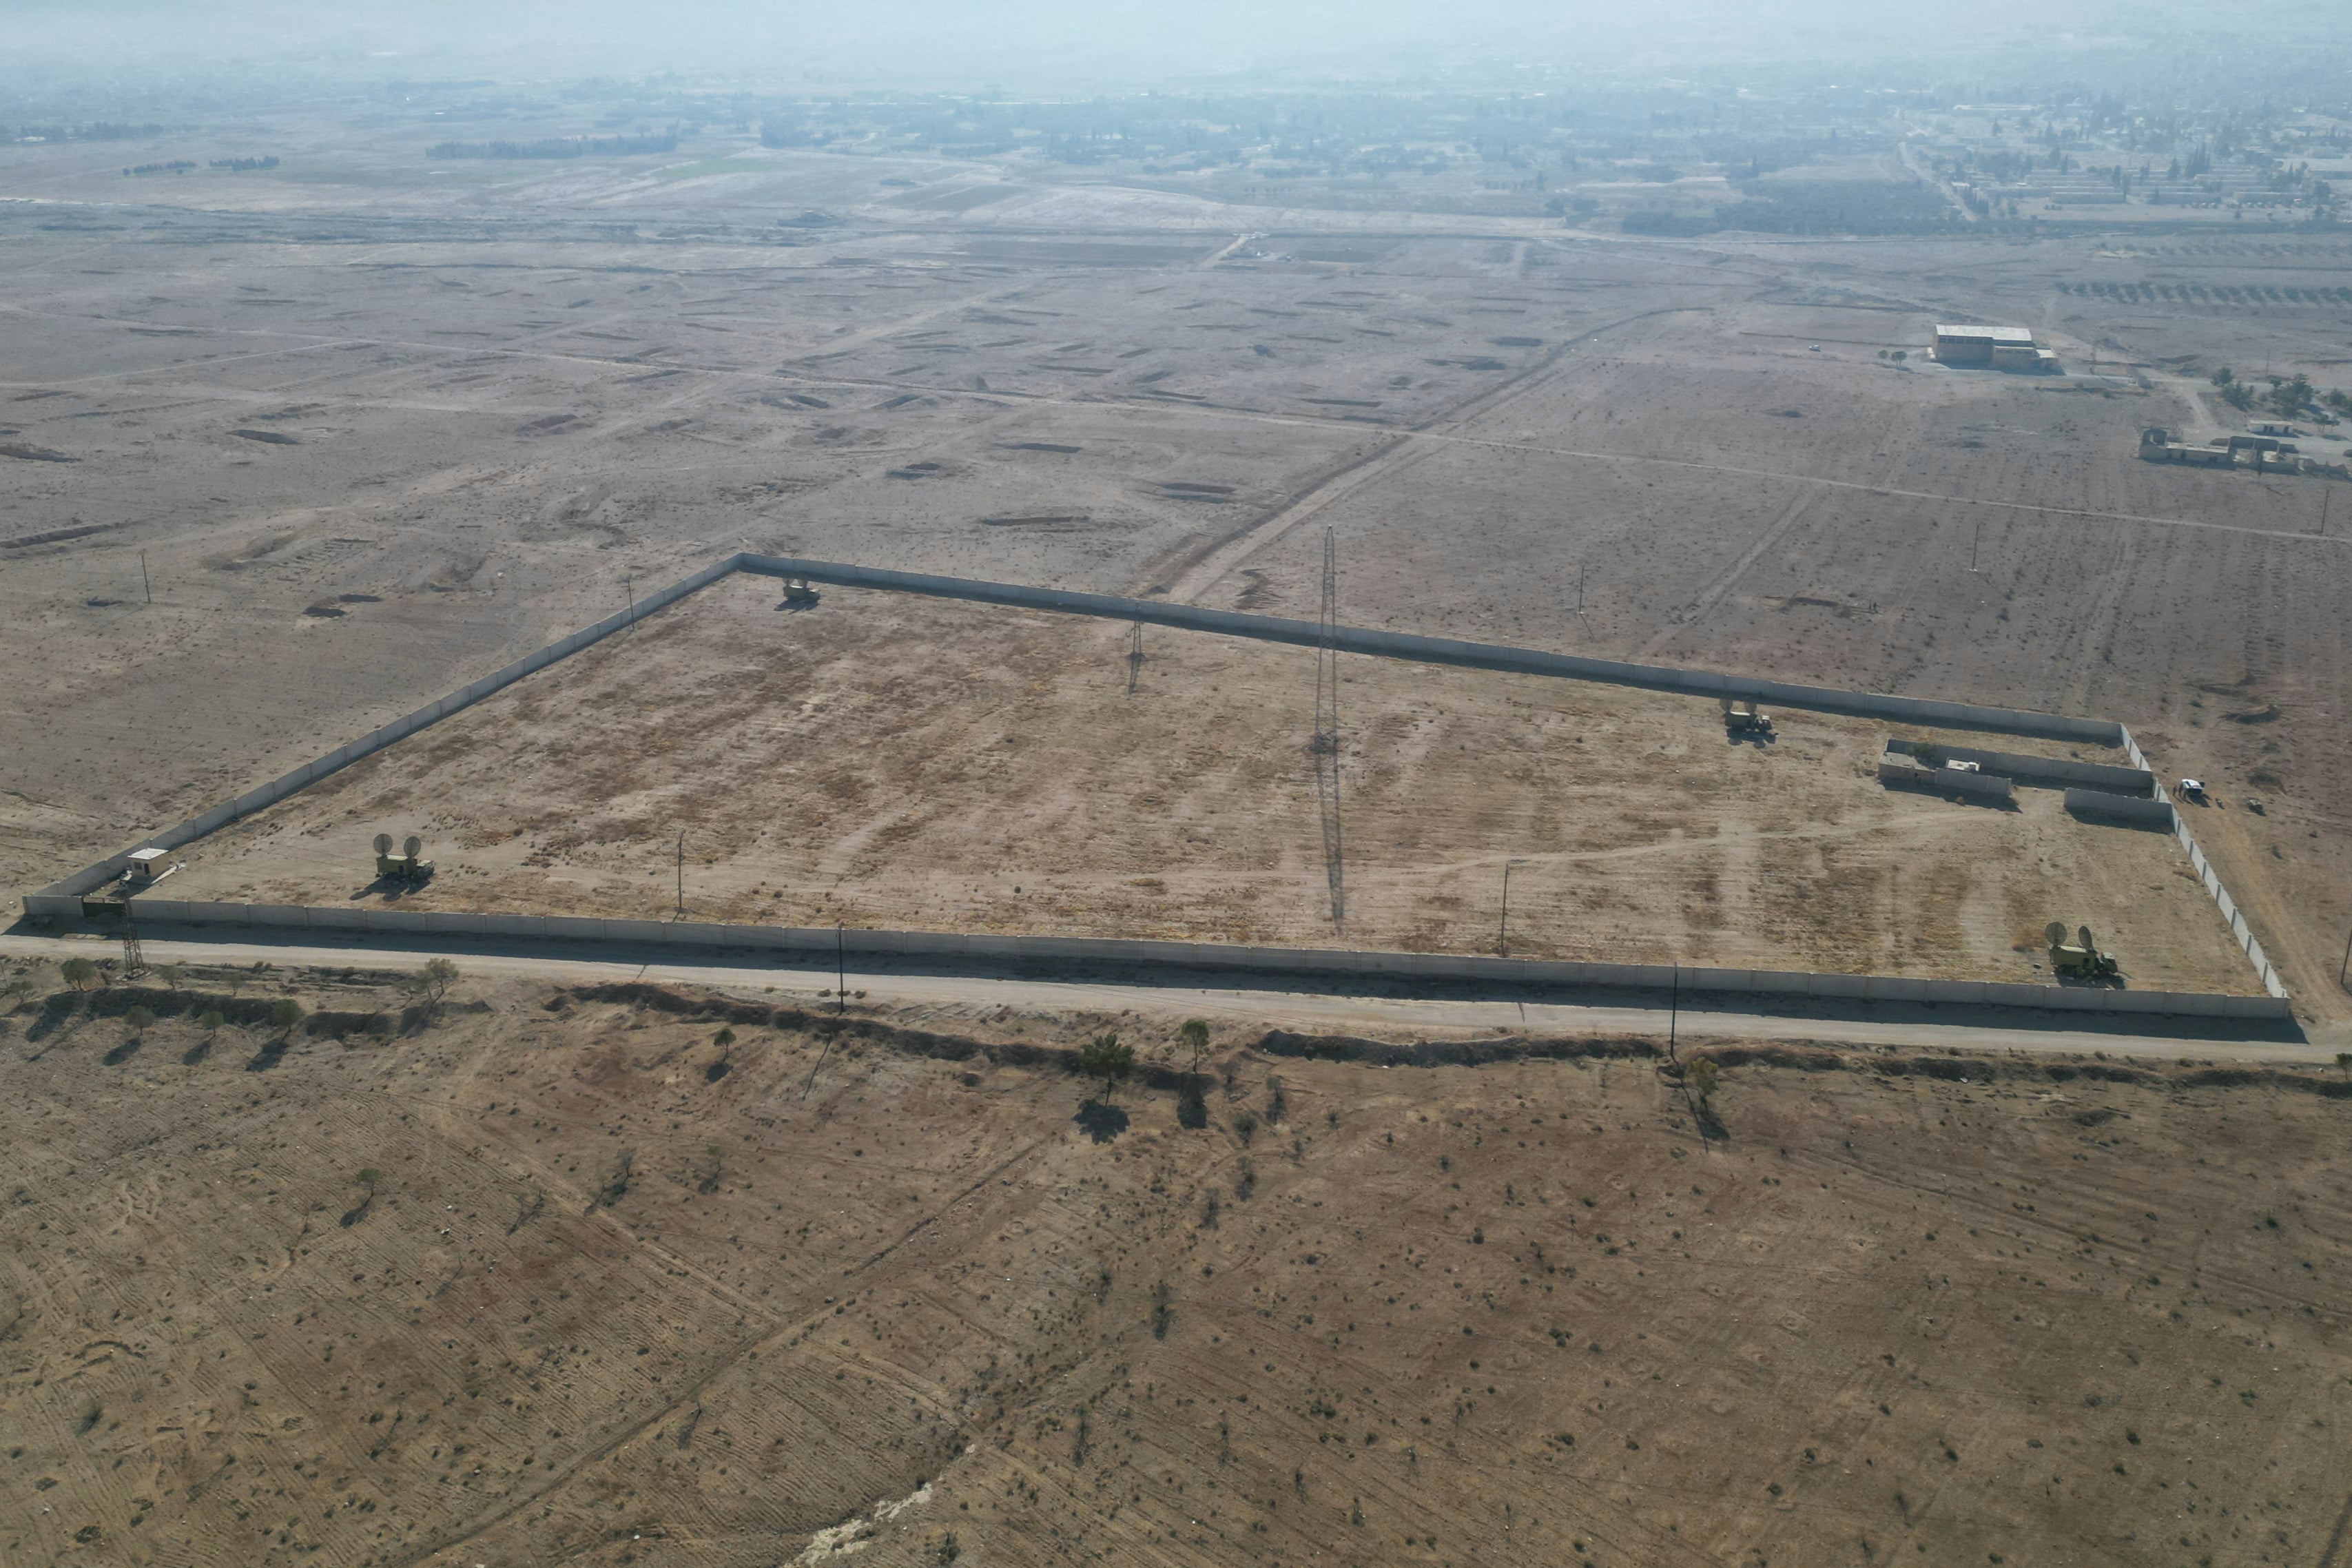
[6,205,2351,1020]
[148,577,2257,993]
[12,81,2352,1568]
[1,958,2346,1568]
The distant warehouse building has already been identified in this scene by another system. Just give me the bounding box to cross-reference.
[1932,324,2057,371]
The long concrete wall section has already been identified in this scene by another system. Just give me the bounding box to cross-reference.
[16,550,2291,1012]
[32,553,742,902]
[52,896,2293,1022]
[1884,739,2152,794]
[2120,726,2287,1000]
[741,555,2121,744]
[1878,759,2016,805]
[2065,788,2173,825]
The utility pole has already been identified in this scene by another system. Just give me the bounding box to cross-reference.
[2339,920,2351,989]
[139,550,151,604]
[836,921,846,1013]
[1127,603,1144,694]
[2321,487,2332,538]
[625,575,636,630]
[1577,559,1585,614]
[1667,964,1680,1061]
[1498,859,1526,956]
[674,832,684,919]
[1970,515,1983,572]
[1311,528,1345,927]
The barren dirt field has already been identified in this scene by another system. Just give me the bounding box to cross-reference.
[149,578,2256,991]
[6,201,2352,1022]
[2,958,2347,1568]
[13,53,2352,1568]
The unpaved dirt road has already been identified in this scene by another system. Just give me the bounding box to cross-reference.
[2,929,2324,1063]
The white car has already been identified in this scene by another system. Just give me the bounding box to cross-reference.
[1946,759,1981,773]
[2179,777,2207,802]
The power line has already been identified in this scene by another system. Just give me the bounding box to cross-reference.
[1310,528,1344,928]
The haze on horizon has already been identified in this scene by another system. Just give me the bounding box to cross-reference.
[6,0,2346,102]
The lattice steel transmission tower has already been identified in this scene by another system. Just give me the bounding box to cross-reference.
[119,917,145,978]
[1310,528,1345,927]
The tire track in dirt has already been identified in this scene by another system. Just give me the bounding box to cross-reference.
[389,1128,1059,1568]
[845,1137,1052,1277]
[1155,307,1707,606]
[2318,1485,2352,1568]
[1635,484,1821,660]
[1795,1144,2346,1321]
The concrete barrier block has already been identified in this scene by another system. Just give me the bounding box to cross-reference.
[2065,788,2173,825]
[476,914,547,941]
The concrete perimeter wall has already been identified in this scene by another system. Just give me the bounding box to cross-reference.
[2065,788,2174,825]
[741,555,2122,743]
[19,552,2287,1011]
[15,895,2291,1022]
[1878,759,2016,805]
[1884,739,2152,794]
[2120,727,2287,999]
[32,553,741,900]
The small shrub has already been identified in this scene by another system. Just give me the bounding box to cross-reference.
[198,1009,226,1031]
[1179,1018,1210,1077]
[414,957,460,1009]
[1078,1033,1133,1101]
[1232,1111,1258,1146]
[1686,1058,1720,1104]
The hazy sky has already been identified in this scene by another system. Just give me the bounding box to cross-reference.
[3,1,2338,98]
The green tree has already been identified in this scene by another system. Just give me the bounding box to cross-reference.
[1179,1018,1210,1078]
[2336,1052,2351,1075]
[61,956,101,991]
[198,1009,226,1031]
[1078,1033,1134,1102]
[122,1004,156,1033]
[1686,1057,1720,1106]
[267,997,302,1035]
[2211,366,2234,386]
[417,957,460,1008]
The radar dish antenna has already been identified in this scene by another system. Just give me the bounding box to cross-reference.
[2043,920,2068,947]
[2077,925,2096,951]
[1720,695,1735,714]
[373,832,393,856]
[403,835,423,860]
